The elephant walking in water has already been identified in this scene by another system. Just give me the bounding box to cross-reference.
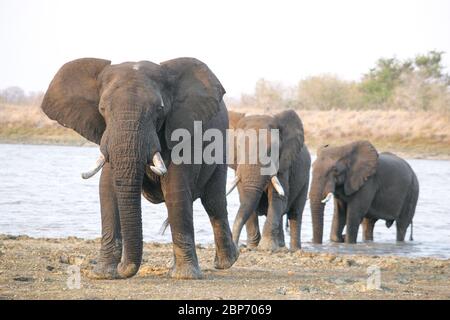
[41,58,238,279]
[309,141,419,244]
[227,110,311,251]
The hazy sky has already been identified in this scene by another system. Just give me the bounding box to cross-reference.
[1,0,450,97]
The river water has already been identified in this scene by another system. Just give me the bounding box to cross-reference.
[0,143,448,258]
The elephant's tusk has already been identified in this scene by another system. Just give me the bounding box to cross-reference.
[81,154,105,179]
[271,176,285,197]
[321,192,333,203]
[226,176,240,196]
[148,152,167,176]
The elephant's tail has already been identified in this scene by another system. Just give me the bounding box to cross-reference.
[159,218,170,235]
[285,215,289,232]
[409,221,413,241]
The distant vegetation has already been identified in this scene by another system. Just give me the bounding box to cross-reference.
[0,51,449,156]
[228,51,450,112]
[0,86,43,106]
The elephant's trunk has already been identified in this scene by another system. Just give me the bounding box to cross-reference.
[109,122,160,278]
[309,176,332,244]
[113,159,144,278]
[232,187,263,246]
[310,198,325,244]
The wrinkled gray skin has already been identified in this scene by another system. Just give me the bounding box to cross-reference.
[228,110,311,251]
[310,141,419,244]
[41,58,238,279]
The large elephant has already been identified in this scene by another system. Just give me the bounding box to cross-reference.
[227,110,311,251]
[309,140,419,244]
[41,57,238,279]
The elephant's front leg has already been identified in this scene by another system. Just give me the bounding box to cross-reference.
[277,221,285,247]
[330,198,346,243]
[163,166,201,279]
[89,164,122,279]
[345,186,375,243]
[259,188,287,251]
[345,196,373,243]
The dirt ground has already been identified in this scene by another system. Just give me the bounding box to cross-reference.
[0,235,448,300]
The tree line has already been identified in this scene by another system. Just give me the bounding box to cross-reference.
[1,51,449,112]
[0,86,43,106]
[233,51,450,112]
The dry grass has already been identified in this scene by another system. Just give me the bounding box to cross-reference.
[230,106,450,159]
[1,103,449,158]
[0,103,88,145]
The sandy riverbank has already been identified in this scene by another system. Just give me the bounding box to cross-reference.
[0,235,448,299]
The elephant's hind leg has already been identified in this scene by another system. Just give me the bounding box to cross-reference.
[89,164,122,279]
[201,165,238,270]
[396,176,418,241]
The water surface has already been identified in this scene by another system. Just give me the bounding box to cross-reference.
[0,144,448,258]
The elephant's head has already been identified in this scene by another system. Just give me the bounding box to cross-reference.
[309,140,378,243]
[41,57,225,277]
[227,110,304,243]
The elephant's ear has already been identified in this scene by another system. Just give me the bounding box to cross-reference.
[344,141,379,195]
[274,110,304,173]
[160,58,226,149]
[40,58,111,145]
[228,111,246,129]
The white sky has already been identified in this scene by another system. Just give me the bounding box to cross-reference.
[1,0,450,97]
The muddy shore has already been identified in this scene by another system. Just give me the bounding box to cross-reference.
[0,235,448,300]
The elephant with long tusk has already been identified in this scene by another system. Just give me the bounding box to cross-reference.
[41,57,238,280]
[82,152,168,180]
[227,175,284,197]
[226,110,311,252]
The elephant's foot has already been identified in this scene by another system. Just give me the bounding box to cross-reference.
[169,261,203,280]
[214,243,239,269]
[258,237,282,252]
[246,237,261,249]
[245,231,261,249]
[117,262,140,278]
[88,245,122,280]
[246,241,259,249]
[87,262,120,280]
[289,243,301,252]
[330,234,345,243]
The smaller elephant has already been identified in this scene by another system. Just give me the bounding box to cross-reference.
[310,141,419,244]
[227,110,311,251]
